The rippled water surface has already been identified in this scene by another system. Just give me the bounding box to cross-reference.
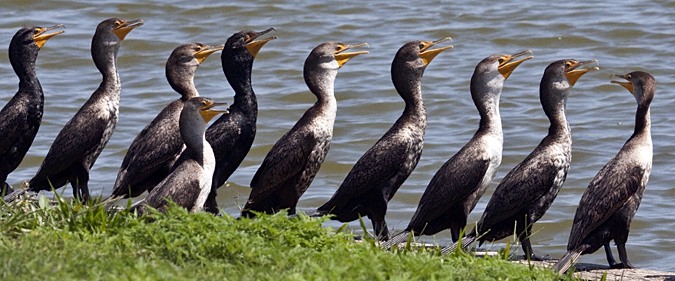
[2,0,675,271]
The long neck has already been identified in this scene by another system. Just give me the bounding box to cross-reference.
[402,88,426,125]
[91,33,120,85]
[10,44,40,92]
[634,105,651,137]
[540,81,570,139]
[181,117,208,162]
[168,67,199,100]
[224,54,256,111]
[304,66,337,106]
[473,86,502,135]
[544,99,569,138]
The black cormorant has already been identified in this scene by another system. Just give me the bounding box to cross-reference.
[442,59,599,259]
[241,42,368,218]
[383,51,532,249]
[310,38,453,239]
[552,71,654,274]
[204,28,276,214]
[4,18,143,202]
[135,97,228,214]
[0,24,63,195]
[108,43,223,200]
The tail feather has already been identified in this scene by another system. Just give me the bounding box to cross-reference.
[551,250,582,275]
[380,231,411,250]
[287,209,328,219]
[128,198,147,215]
[4,189,26,203]
[441,235,476,255]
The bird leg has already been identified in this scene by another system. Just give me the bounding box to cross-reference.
[450,228,460,243]
[204,187,220,215]
[612,242,636,269]
[371,217,390,241]
[603,241,618,267]
[520,224,552,261]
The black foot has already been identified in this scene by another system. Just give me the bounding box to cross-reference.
[610,262,636,269]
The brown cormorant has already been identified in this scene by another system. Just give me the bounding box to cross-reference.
[383,50,532,249]
[241,42,368,218]
[4,18,143,202]
[203,28,276,214]
[135,97,228,214]
[442,59,599,259]
[108,43,223,200]
[0,24,63,195]
[552,71,654,274]
[310,38,452,239]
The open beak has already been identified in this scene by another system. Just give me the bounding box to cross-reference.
[113,19,144,40]
[246,27,277,57]
[200,102,229,123]
[611,74,634,94]
[194,44,225,64]
[419,37,453,66]
[34,24,65,48]
[498,50,533,79]
[564,60,599,86]
[334,43,369,67]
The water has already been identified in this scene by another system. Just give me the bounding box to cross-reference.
[1,0,674,271]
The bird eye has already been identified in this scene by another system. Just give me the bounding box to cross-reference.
[336,46,343,52]
[419,43,426,49]
[565,62,573,68]
[201,101,207,106]
[626,74,632,80]
[498,58,505,64]
[34,29,41,34]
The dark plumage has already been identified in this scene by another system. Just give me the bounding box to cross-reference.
[6,18,143,202]
[135,97,228,214]
[0,25,63,195]
[383,51,532,249]
[109,43,223,200]
[552,71,654,274]
[312,38,452,239]
[443,59,599,259]
[204,28,276,214]
[241,42,368,218]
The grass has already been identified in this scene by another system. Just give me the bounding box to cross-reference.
[0,194,575,280]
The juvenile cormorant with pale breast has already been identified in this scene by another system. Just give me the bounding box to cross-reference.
[442,59,599,259]
[135,97,228,214]
[383,50,532,249]
[4,18,143,202]
[241,42,368,218]
[204,28,276,214]
[0,24,63,195]
[310,38,452,239]
[552,71,654,274]
[108,43,223,200]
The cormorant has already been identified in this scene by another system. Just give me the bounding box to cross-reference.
[204,28,276,214]
[310,38,453,239]
[108,43,224,200]
[241,42,368,218]
[0,24,63,195]
[135,97,228,214]
[5,18,143,202]
[442,59,599,259]
[552,71,654,274]
[383,50,532,249]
